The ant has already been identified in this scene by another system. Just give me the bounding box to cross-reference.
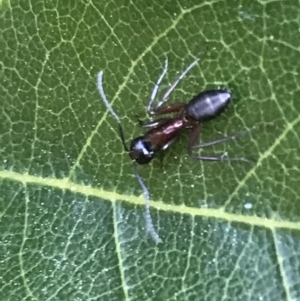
[97,56,253,243]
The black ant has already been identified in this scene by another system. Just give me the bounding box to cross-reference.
[97,57,253,243]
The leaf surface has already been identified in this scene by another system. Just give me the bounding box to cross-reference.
[1,0,300,300]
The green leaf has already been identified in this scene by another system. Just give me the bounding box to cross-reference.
[1,0,300,300]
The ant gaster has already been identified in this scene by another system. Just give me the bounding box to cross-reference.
[97,57,252,243]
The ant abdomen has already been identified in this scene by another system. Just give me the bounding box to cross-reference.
[186,90,231,122]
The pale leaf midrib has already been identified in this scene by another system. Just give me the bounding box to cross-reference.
[0,169,300,231]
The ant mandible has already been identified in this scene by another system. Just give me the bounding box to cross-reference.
[97,56,252,243]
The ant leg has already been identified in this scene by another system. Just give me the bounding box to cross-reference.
[188,123,201,155]
[134,114,146,127]
[159,136,178,171]
[162,136,178,151]
[158,151,165,172]
[147,57,168,115]
[140,117,173,129]
[155,57,200,109]
[191,153,252,163]
[135,112,172,128]
[192,128,253,149]
[151,102,186,116]
[188,125,253,163]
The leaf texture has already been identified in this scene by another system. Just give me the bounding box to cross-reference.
[1,0,300,300]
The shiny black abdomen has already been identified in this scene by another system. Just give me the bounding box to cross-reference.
[186,89,231,122]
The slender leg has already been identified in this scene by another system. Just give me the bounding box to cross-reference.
[162,136,178,151]
[191,153,252,163]
[148,57,168,114]
[139,117,173,129]
[192,128,253,149]
[159,138,176,170]
[151,102,186,116]
[158,151,165,172]
[188,125,253,163]
[140,103,185,129]
[188,123,201,155]
[147,57,200,115]
[134,114,146,127]
[159,136,178,172]
[155,58,200,109]
[135,114,168,127]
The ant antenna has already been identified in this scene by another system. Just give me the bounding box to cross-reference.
[97,71,128,151]
[97,71,162,243]
[148,56,168,113]
[133,162,162,243]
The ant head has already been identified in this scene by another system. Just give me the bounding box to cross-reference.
[129,136,154,165]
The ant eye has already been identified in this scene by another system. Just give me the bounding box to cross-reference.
[129,137,154,164]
